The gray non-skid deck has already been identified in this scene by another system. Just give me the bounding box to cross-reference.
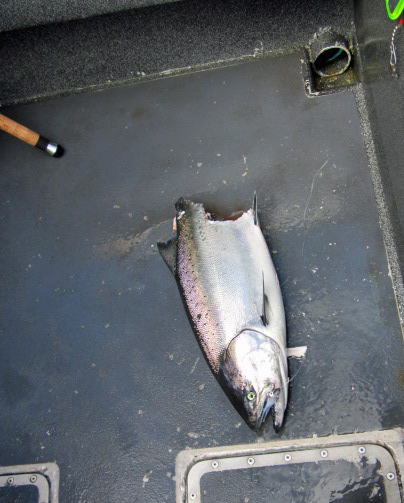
[1,54,404,502]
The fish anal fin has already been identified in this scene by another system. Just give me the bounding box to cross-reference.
[157,238,177,276]
[286,346,307,358]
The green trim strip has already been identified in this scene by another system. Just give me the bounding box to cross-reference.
[386,0,404,20]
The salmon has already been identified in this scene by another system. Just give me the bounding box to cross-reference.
[158,194,305,431]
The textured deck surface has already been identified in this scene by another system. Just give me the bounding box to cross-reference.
[1,55,403,502]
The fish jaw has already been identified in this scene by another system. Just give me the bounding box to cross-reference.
[222,329,288,432]
[273,398,286,433]
[248,383,287,432]
[252,392,277,430]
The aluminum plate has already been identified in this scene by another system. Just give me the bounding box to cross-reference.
[176,428,404,503]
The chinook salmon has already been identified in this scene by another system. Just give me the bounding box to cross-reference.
[158,194,305,431]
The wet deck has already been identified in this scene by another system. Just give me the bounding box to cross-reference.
[1,54,403,502]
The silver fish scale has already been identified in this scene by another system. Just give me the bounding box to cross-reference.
[177,201,283,374]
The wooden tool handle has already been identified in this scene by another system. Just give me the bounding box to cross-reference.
[0,113,63,156]
[0,113,39,146]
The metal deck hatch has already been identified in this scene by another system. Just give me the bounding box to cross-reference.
[176,429,404,502]
[0,463,59,503]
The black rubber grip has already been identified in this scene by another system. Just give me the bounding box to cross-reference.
[35,135,49,151]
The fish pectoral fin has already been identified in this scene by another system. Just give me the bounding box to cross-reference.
[252,191,260,226]
[261,272,269,326]
[157,238,177,275]
[286,346,308,358]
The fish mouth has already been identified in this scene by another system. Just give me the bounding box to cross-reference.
[254,392,278,430]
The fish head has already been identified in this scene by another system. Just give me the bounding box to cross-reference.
[222,330,287,432]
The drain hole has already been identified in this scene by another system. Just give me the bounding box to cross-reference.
[303,32,356,96]
[313,46,351,77]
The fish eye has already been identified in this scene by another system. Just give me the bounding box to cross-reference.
[246,391,256,401]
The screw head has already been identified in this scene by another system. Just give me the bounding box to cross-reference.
[358,446,366,454]
[7,477,14,485]
[190,492,197,499]
[30,475,37,483]
[284,454,292,462]
[387,472,395,481]
[211,460,219,469]
[247,457,255,465]
[320,450,328,458]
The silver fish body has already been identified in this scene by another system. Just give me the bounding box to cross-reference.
[158,196,288,431]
